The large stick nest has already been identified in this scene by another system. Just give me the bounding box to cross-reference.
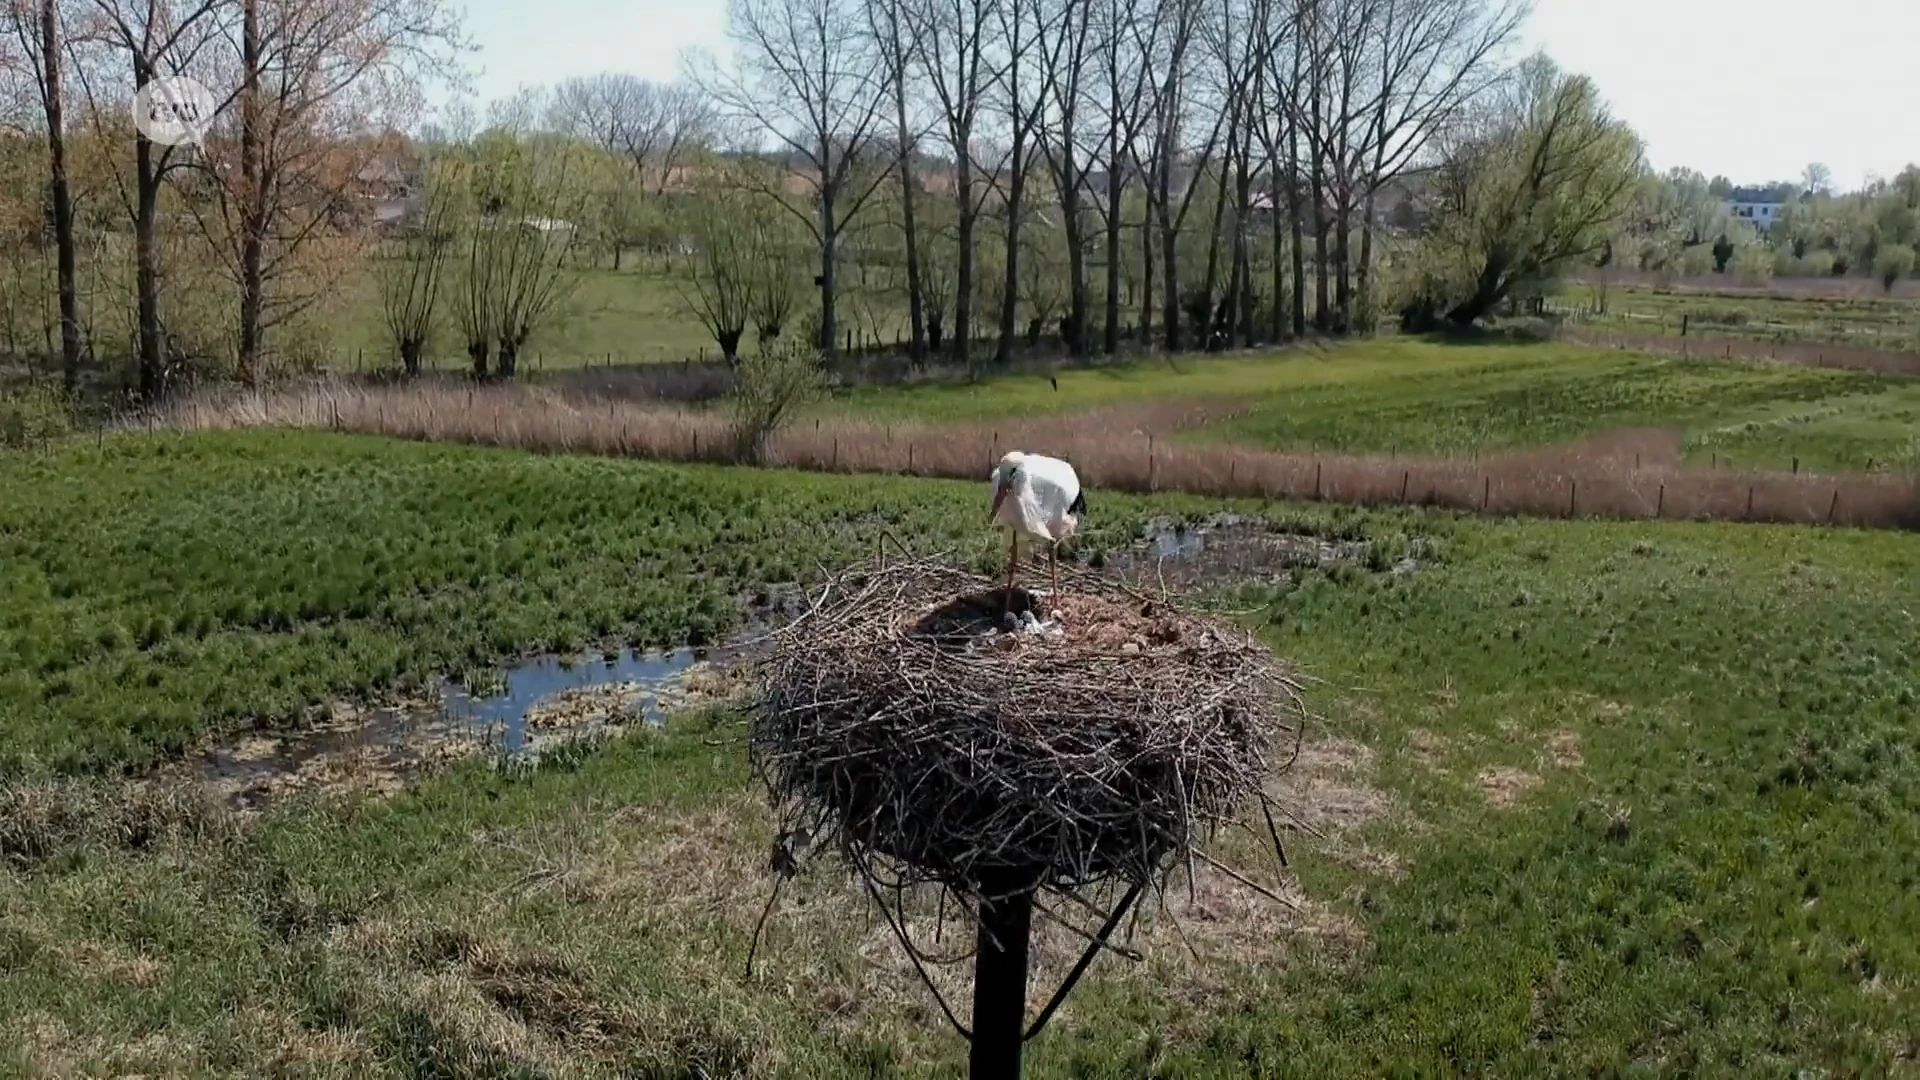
[750,557,1305,903]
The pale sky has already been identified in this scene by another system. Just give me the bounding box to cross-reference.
[455,0,1919,191]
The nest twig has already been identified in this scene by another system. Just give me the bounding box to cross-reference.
[749,556,1306,911]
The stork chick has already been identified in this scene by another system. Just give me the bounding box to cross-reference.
[989,450,1085,610]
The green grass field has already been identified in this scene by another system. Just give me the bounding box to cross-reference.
[831,338,1920,472]
[316,261,729,372]
[1554,281,1920,352]
[3,431,1918,1075]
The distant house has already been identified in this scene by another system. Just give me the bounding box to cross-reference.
[352,153,423,232]
[1722,187,1798,229]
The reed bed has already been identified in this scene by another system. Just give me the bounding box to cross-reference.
[154,379,1920,530]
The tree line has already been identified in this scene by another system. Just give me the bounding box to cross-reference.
[2,0,1686,403]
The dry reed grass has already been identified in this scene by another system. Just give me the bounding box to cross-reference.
[154,380,1920,530]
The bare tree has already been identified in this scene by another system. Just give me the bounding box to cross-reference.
[549,73,714,196]
[869,0,927,362]
[1092,0,1155,353]
[905,0,1005,370]
[1132,0,1223,351]
[3,0,82,393]
[677,191,758,364]
[697,0,891,357]
[1350,0,1524,327]
[201,0,462,384]
[68,0,235,400]
[1032,0,1096,355]
[991,0,1048,363]
[377,155,459,375]
[449,128,589,377]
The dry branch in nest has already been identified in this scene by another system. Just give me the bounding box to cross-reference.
[749,556,1307,913]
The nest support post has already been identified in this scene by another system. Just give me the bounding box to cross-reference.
[969,877,1037,1079]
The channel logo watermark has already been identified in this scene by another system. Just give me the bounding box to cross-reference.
[132,76,216,147]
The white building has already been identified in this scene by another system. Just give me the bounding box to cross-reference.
[1722,187,1797,229]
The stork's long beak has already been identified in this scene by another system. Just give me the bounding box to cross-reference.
[990,480,1008,522]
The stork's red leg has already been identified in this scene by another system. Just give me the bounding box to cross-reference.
[1005,531,1018,615]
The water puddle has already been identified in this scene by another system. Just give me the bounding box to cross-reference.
[442,644,746,752]
[187,600,787,812]
[1110,515,1380,591]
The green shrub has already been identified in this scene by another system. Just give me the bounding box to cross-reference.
[1875,245,1915,291]
[0,383,72,449]
[729,336,826,462]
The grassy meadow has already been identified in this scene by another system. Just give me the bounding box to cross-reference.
[2,429,1918,1076]
[1555,279,1920,353]
[830,338,1920,472]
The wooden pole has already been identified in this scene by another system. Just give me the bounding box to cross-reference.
[1313,461,1322,500]
[1569,479,1578,518]
[1657,484,1665,518]
[1746,485,1755,519]
[1401,471,1409,504]
[1828,488,1839,524]
[1483,475,1490,511]
[968,887,1034,1080]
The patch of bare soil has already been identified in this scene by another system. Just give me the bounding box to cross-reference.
[181,697,487,812]
[1544,730,1586,771]
[1406,728,1452,773]
[1478,766,1545,809]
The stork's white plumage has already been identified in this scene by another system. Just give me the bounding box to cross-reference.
[989,451,1085,606]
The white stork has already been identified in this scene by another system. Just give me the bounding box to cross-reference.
[989,450,1085,604]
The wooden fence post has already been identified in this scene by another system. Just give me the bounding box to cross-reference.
[1482,475,1490,511]
[1827,488,1839,524]
[832,437,838,471]
[1569,479,1578,518]
[908,442,915,473]
[1401,471,1410,504]
[1746,485,1755,519]
[1792,457,1799,474]
[1656,484,1665,518]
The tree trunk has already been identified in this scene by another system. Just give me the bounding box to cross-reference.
[955,156,975,371]
[237,0,265,385]
[1270,178,1286,341]
[997,154,1026,365]
[1233,136,1254,345]
[1064,191,1088,356]
[1140,206,1155,345]
[1357,190,1377,333]
[1334,200,1352,333]
[1103,142,1122,354]
[1199,130,1235,348]
[401,338,422,377]
[892,60,926,364]
[134,138,166,401]
[468,339,488,378]
[1311,166,1330,331]
[1446,260,1508,326]
[819,184,838,357]
[38,0,80,396]
[1286,39,1307,339]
